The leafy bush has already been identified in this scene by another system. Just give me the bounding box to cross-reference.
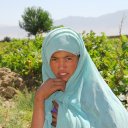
[3,36,11,42]
[0,35,43,89]
[0,32,127,95]
[83,31,128,95]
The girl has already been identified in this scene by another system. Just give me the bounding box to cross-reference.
[31,28,128,128]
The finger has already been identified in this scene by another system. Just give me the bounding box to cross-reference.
[51,122,56,127]
[51,114,57,127]
[53,78,63,81]
[54,81,66,88]
[51,113,57,124]
[52,83,66,92]
[53,78,66,84]
[52,101,59,109]
[55,80,66,87]
[52,112,57,119]
[51,109,58,119]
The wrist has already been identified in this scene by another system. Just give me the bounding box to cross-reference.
[34,92,45,103]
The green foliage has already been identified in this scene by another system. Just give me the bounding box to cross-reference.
[0,36,42,74]
[1,36,11,42]
[51,25,64,30]
[0,32,127,127]
[83,31,128,95]
[14,89,34,113]
[19,6,53,36]
[0,35,43,89]
[0,32,127,95]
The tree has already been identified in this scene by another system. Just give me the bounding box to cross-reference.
[19,7,53,36]
[3,36,11,42]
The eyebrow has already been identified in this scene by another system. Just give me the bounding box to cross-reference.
[51,55,76,58]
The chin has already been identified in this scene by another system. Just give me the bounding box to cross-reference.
[62,77,69,82]
[56,76,70,82]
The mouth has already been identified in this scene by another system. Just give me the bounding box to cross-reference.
[57,72,69,79]
[59,72,67,76]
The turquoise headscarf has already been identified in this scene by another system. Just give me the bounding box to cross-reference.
[42,28,128,128]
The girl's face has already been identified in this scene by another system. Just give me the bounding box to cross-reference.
[50,51,79,82]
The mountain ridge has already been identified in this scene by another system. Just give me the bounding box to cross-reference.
[54,9,128,35]
[0,9,128,39]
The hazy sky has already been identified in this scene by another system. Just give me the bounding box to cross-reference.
[0,0,128,26]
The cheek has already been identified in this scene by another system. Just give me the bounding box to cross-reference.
[50,63,58,74]
[68,63,78,74]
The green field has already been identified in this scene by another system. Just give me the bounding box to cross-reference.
[0,32,128,127]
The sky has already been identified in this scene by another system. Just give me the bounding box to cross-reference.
[0,0,128,26]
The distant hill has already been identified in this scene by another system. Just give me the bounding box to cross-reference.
[54,9,128,36]
[0,26,28,40]
[0,9,128,40]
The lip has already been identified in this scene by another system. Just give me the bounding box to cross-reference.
[57,72,69,78]
[59,72,67,76]
[56,72,70,82]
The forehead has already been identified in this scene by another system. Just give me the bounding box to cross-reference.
[51,51,77,58]
[44,33,80,63]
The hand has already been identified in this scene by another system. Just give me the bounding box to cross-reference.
[34,78,66,102]
[31,79,65,128]
[51,101,59,127]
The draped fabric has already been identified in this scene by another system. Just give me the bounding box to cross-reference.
[42,28,128,128]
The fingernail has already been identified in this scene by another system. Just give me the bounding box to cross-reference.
[51,107,57,113]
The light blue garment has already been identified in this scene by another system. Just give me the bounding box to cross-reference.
[42,28,128,128]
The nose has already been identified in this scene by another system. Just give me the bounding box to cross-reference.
[58,59,66,69]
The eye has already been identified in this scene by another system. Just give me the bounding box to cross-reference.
[65,57,72,61]
[50,57,57,61]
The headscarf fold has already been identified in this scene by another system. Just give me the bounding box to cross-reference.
[42,28,128,128]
